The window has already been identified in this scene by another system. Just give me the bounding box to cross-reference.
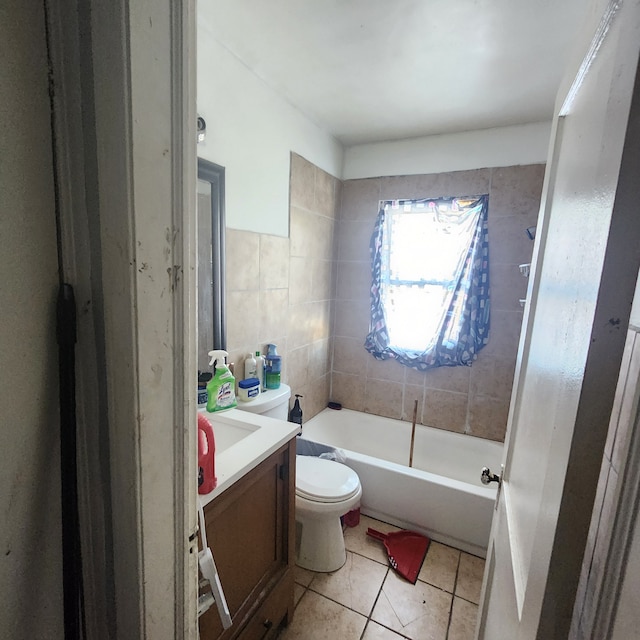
[364,195,490,370]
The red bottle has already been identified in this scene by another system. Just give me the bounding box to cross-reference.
[198,413,217,494]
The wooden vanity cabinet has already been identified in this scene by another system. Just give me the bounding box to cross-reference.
[199,438,296,640]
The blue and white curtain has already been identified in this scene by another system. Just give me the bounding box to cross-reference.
[364,195,490,370]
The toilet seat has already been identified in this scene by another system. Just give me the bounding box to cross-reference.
[296,455,360,503]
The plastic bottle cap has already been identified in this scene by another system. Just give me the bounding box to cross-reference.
[238,378,260,389]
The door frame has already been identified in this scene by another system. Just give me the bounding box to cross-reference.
[45,0,198,637]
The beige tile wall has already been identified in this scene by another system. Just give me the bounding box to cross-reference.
[225,153,340,419]
[332,165,545,442]
[224,158,544,438]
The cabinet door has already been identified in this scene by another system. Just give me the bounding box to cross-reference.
[199,442,293,640]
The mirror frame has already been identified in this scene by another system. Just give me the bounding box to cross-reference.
[197,157,226,351]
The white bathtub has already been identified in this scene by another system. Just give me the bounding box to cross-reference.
[301,408,503,558]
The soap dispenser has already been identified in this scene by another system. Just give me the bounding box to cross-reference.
[289,394,303,426]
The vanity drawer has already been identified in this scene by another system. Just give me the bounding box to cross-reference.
[236,570,293,640]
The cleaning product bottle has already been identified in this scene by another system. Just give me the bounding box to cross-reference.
[289,394,303,426]
[197,413,217,493]
[206,350,237,412]
[265,343,281,389]
[244,352,257,380]
[255,351,265,391]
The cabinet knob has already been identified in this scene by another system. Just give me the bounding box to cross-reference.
[263,619,273,630]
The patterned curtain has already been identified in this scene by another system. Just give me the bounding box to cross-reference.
[364,195,490,370]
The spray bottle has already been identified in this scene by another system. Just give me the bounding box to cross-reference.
[206,350,237,412]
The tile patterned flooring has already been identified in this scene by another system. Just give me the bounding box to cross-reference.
[278,515,485,640]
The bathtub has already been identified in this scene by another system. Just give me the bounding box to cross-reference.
[301,408,503,558]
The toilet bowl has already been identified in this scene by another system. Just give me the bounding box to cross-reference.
[295,454,362,572]
[233,385,362,572]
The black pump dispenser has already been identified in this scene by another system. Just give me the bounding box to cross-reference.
[289,394,303,426]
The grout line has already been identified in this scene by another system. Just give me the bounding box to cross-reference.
[444,551,462,639]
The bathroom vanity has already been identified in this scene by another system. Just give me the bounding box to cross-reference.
[198,410,298,640]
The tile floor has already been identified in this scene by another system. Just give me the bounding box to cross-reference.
[278,515,485,640]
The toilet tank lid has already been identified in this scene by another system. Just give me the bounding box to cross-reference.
[234,383,291,414]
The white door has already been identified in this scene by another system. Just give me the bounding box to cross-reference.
[477,2,640,638]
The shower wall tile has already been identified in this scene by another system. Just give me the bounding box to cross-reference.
[258,288,289,344]
[311,300,332,342]
[403,385,424,423]
[224,153,339,421]
[331,164,544,443]
[467,395,510,441]
[287,344,310,390]
[283,154,339,416]
[309,337,332,381]
[312,215,336,261]
[423,364,471,395]
[469,356,517,401]
[287,303,313,349]
[300,372,330,420]
[225,160,543,432]
[333,298,371,339]
[290,153,316,211]
[404,366,427,387]
[423,388,468,432]
[227,228,260,291]
[226,289,260,350]
[489,213,538,265]
[379,174,428,201]
[330,371,366,411]
[382,168,491,201]
[364,378,404,420]
[333,336,369,376]
[336,260,371,301]
[290,207,335,262]
[480,310,524,360]
[491,263,529,312]
[314,169,338,218]
[336,219,372,263]
[289,256,313,305]
[366,355,406,384]
[259,233,289,290]
[490,164,545,218]
[341,178,381,221]
[310,258,334,302]
[290,206,315,258]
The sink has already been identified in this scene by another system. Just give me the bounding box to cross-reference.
[213,418,259,453]
[198,407,300,505]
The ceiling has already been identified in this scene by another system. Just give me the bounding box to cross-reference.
[200,1,586,146]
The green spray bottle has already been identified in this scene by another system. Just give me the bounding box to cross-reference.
[206,350,237,412]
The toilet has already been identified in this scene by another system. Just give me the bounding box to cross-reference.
[234,384,362,572]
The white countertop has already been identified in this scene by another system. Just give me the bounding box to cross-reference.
[197,407,300,508]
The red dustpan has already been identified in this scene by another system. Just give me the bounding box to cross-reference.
[367,528,430,584]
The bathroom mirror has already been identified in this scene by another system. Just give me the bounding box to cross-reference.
[197,158,226,372]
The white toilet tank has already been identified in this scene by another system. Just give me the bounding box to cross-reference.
[234,383,291,421]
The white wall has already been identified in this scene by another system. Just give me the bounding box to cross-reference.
[0,3,63,637]
[197,17,343,237]
[343,121,552,179]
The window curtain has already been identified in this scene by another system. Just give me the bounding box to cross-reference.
[364,195,490,370]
